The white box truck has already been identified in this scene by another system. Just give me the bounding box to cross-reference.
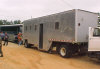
[23,9,100,59]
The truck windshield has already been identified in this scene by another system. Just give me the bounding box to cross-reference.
[93,28,100,36]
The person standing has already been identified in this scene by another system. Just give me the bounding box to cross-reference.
[3,32,9,46]
[0,33,3,57]
[18,32,22,46]
[0,32,5,41]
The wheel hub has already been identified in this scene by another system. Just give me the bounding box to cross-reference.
[60,47,66,56]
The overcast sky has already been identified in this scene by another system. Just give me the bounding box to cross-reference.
[0,0,100,21]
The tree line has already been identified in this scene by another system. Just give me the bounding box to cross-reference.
[0,20,22,25]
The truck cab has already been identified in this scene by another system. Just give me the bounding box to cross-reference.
[88,27,100,59]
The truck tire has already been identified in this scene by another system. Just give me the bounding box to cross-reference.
[24,41,30,48]
[59,45,72,58]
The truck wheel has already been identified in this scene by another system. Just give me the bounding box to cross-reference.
[24,41,29,48]
[59,45,72,58]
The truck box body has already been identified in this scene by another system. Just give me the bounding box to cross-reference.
[23,9,98,51]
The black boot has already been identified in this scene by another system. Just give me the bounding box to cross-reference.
[0,55,3,57]
[1,55,3,57]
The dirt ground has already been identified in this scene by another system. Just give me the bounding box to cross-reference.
[0,42,100,69]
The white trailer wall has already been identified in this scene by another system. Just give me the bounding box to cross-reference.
[75,9,98,42]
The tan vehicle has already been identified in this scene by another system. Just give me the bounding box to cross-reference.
[23,9,99,59]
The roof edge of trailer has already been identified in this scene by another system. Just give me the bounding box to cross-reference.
[0,24,23,27]
[76,9,98,15]
[23,9,98,22]
[23,9,75,22]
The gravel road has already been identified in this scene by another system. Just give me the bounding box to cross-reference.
[0,42,100,69]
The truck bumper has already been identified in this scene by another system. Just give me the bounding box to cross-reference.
[88,52,100,59]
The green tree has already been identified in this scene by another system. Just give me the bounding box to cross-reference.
[14,20,21,24]
[0,20,22,25]
[6,22,11,25]
[3,20,12,25]
[2,20,7,25]
[0,20,3,25]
